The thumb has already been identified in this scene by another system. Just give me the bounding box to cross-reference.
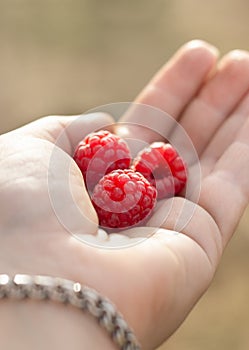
[19,113,114,236]
[44,113,114,236]
[47,145,99,236]
[14,112,115,155]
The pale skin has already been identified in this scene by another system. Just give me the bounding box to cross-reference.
[1,40,249,350]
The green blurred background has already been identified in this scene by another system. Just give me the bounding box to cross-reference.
[1,0,249,349]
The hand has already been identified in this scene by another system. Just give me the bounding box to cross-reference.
[116,40,249,348]
[0,40,249,350]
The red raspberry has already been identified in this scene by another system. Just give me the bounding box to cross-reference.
[92,169,157,228]
[73,130,131,190]
[133,142,187,199]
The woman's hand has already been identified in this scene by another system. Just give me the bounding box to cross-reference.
[1,40,249,350]
[117,40,249,348]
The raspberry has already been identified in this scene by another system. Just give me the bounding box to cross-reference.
[133,142,187,199]
[73,130,131,190]
[92,169,157,228]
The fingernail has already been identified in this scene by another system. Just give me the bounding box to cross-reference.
[185,39,220,57]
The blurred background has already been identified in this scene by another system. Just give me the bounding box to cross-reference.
[0,0,249,349]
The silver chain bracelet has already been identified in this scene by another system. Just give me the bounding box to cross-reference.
[0,274,141,350]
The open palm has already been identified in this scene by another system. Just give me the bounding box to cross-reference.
[1,41,249,350]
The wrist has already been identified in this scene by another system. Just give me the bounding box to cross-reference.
[0,234,142,349]
[0,300,117,350]
[0,274,140,350]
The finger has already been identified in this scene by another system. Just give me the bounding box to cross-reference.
[45,143,100,235]
[199,118,249,247]
[12,113,115,155]
[201,90,249,176]
[0,134,100,236]
[171,50,249,159]
[118,40,218,142]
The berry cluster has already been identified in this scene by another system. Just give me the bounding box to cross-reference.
[74,130,187,229]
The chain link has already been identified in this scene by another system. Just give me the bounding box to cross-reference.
[0,274,141,350]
